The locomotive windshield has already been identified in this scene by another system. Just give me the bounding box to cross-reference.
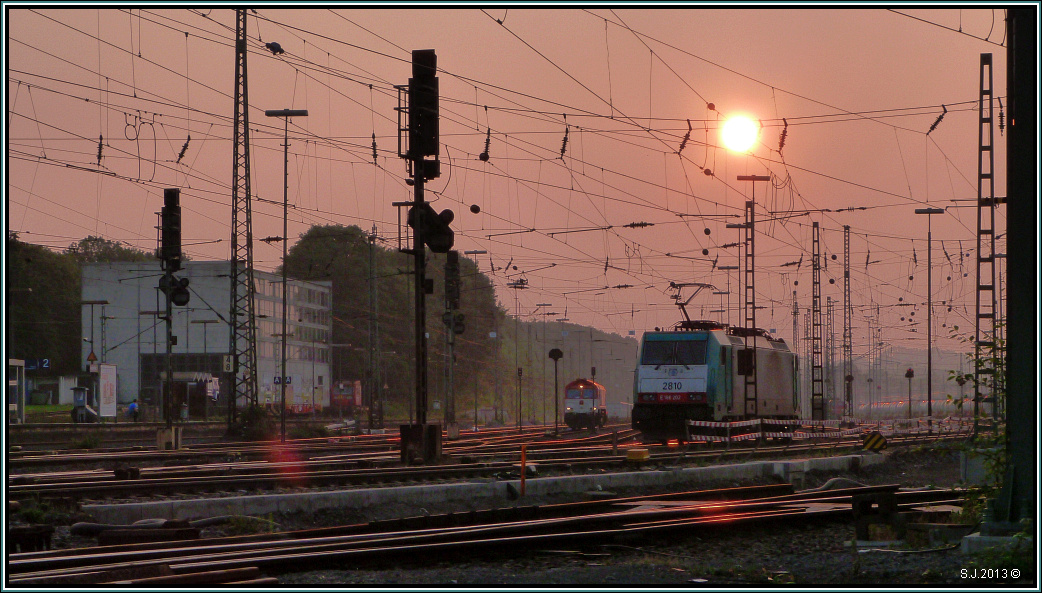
[565,387,597,399]
[641,339,707,366]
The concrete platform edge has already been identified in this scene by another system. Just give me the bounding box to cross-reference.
[81,454,882,525]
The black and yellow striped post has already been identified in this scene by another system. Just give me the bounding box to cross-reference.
[862,430,887,452]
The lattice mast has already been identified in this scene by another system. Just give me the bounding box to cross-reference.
[228,8,259,422]
[735,175,770,419]
[792,290,800,415]
[842,225,853,418]
[975,53,1000,436]
[741,199,757,417]
[811,222,824,420]
[826,296,835,415]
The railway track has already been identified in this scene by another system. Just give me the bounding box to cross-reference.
[7,483,965,586]
[6,422,625,468]
[8,428,966,502]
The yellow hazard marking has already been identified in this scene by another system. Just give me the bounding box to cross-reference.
[863,431,887,451]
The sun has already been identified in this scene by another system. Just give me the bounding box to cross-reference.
[720,116,759,153]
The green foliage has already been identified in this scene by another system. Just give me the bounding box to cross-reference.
[16,502,49,524]
[222,514,280,536]
[65,235,152,263]
[945,322,1009,520]
[950,489,988,524]
[236,405,277,441]
[7,235,83,375]
[26,404,74,413]
[7,234,153,376]
[289,423,329,440]
[968,519,1034,573]
[71,433,101,450]
[285,224,506,422]
[12,497,85,525]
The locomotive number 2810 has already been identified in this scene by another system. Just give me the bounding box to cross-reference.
[661,381,684,391]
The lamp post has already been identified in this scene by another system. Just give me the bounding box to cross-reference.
[310,338,317,419]
[914,207,944,432]
[866,377,873,421]
[272,332,294,441]
[534,304,553,426]
[507,278,527,431]
[463,250,487,430]
[81,300,109,415]
[265,108,308,444]
[549,348,563,436]
[192,318,219,420]
[905,368,915,420]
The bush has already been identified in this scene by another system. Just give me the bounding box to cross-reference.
[71,434,101,450]
[236,405,277,441]
[289,423,329,440]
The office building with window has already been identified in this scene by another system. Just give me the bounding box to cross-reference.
[81,261,332,420]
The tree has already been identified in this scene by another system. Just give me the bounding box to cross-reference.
[284,225,502,421]
[7,235,82,375]
[65,236,152,263]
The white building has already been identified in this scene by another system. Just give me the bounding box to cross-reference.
[81,261,331,420]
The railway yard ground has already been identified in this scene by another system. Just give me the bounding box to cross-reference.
[6,424,1036,588]
[268,447,1034,587]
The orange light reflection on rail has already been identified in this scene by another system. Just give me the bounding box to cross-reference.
[265,442,306,486]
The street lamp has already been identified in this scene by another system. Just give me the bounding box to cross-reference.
[534,303,553,426]
[463,250,487,431]
[914,206,944,432]
[905,368,915,420]
[80,300,110,368]
[265,108,308,444]
[549,348,563,436]
[80,300,109,416]
[272,331,294,442]
[507,277,527,432]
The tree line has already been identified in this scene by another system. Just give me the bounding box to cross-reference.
[8,228,638,424]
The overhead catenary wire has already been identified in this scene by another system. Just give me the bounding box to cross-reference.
[9,8,991,347]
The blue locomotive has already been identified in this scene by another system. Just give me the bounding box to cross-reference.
[631,320,797,443]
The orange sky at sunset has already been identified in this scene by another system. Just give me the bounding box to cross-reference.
[6,6,1013,357]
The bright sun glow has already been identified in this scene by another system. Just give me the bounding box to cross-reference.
[720,116,759,152]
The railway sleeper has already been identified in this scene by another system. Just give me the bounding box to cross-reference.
[7,524,55,552]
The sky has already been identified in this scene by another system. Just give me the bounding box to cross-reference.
[5,5,1017,359]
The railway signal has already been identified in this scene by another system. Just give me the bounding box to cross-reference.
[409,49,440,167]
[160,188,182,273]
[408,202,454,253]
[159,274,191,307]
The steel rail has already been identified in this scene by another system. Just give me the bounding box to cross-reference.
[8,486,963,584]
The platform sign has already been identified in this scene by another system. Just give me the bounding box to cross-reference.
[206,376,220,401]
[99,363,117,417]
